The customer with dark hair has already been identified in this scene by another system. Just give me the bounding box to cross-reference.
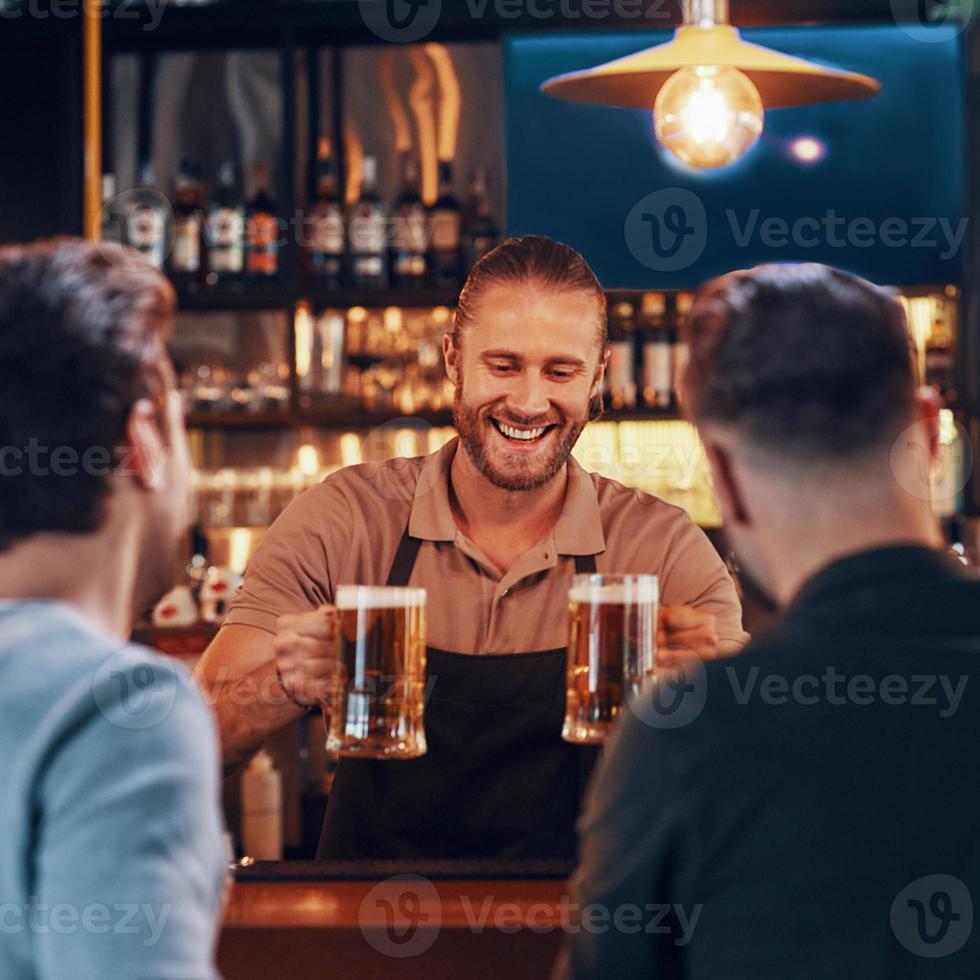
[0,239,226,979]
[558,263,980,978]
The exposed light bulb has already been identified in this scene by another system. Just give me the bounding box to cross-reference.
[654,65,764,170]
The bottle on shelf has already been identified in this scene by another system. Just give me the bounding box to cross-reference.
[309,136,345,290]
[99,173,125,244]
[605,299,638,411]
[461,165,499,274]
[245,161,280,282]
[206,161,246,287]
[125,162,167,270]
[170,159,205,289]
[428,160,462,287]
[391,153,429,289]
[348,155,388,290]
[925,304,957,404]
[640,291,675,410]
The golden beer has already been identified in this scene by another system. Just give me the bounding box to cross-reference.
[563,575,658,744]
[326,585,427,759]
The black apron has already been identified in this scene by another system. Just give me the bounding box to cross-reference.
[316,528,600,861]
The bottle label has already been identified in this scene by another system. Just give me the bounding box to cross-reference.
[349,205,385,254]
[126,205,166,269]
[608,341,634,391]
[172,215,201,273]
[247,211,279,276]
[430,210,461,251]
[394,204,427,253]
[312,205,345,255]
[352,255,383,278]
[643,341,673,394]
[207,207,244,274]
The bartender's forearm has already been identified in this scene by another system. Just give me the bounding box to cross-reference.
[194,625,306,771]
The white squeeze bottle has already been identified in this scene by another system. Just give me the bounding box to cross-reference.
[241,750,283,861]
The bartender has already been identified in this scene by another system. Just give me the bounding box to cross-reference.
[196,235,747,861]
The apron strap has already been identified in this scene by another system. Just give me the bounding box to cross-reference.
[386,532,423,587]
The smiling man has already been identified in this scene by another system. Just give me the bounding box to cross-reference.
[196,235,746,860]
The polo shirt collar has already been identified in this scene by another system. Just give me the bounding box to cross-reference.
[407,437,606,556]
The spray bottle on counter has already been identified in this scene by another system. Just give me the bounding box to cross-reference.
[241,750,283,861]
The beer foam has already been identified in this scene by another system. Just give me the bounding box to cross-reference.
[569,576,658,605]
[335,585,427,610]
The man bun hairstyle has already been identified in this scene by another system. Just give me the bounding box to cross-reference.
[452,234,608,351]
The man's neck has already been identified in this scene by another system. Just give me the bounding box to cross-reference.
[448,443,569,545]
[764,495,943,607]
[0,526,139,639]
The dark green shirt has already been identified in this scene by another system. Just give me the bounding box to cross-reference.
[561,546,980,979]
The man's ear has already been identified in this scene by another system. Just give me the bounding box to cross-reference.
[914,384,943,467]
[703,438,750,528]
[443,332,459,387]
[124,398,168,491]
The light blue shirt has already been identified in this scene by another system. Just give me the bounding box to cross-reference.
[0,600,227,980]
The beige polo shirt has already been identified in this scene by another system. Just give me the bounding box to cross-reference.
[224,437,747,653]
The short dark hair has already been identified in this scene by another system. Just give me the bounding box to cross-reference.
[0,238,176,552]
[452,234,608,351]
[682,263,916,461]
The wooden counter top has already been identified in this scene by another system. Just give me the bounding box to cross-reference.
[219,876,572,980]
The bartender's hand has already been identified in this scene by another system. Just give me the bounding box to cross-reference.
[273,604,340,706]
[657,604,719,664]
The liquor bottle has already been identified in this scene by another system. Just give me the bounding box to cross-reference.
[606,300,637,411]
[428,160,462,286]
[245,162,280,281]
[348,155,387,290]
[640,292,674,410]
[206,161,245,286]
[391,154,428,288]
[461,166,499,274]
[925,307,956,404]
[170,159,205,289]
[126,163,167,270]
[99,173,125,244]
[310,137,345,289]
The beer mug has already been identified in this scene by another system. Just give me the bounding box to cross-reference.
[326,585,427,759]
[563,574,659,744]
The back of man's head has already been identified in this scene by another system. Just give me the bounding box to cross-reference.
[682,263,916,471]
[0,238,175,552]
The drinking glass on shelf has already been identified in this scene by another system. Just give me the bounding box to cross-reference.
[563,573,659,744]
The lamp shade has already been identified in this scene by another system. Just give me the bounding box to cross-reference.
[540,25,882,110]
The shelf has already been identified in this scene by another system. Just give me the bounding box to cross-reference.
[185,407,682,431]
[175,284,461,314]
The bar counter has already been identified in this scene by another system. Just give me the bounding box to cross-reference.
[219,861,572,979]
